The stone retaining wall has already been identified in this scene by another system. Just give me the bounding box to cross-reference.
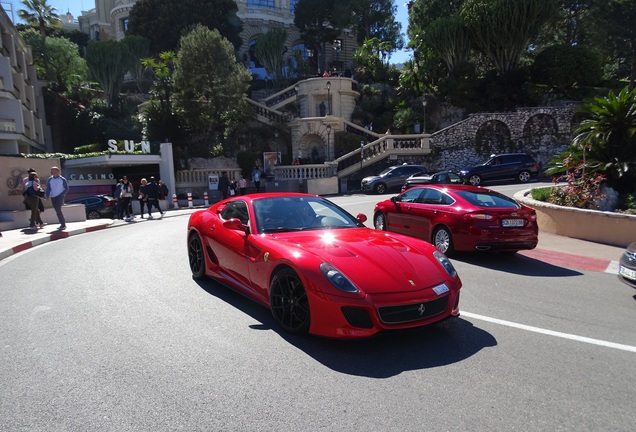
[514,190,636,248]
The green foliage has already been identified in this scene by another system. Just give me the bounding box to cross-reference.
[173,26,252,137]
[569,87,636,192]
[122,36,152,93]
[530,186,554,202]
[460,0,558,75]
[85,40,132,107]
[349,0,404,51]
[424,15,471,72]
[255,29,288,89]
[127,0,242,54]
[18,0,60,36]
[532,45,603,92]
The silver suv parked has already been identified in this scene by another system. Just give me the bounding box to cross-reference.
[361,164,428,194]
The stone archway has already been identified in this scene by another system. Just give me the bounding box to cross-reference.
[298,133,327,163]
[474,120,513,156]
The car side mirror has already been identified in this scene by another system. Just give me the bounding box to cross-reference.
[223,218,249,233]
[390,196,400,203]
[356,213,367,223]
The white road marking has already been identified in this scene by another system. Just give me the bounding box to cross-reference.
[462,311,636,353]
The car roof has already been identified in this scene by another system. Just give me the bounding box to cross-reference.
[404,183,490,193]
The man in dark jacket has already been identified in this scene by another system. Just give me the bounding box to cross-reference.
[145,177,164,219]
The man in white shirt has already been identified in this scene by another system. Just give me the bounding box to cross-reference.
[45,166,70,230]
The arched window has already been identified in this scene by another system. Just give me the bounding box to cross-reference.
[291,43,309,60]
[290,0,298,13]
[249,39,263,68]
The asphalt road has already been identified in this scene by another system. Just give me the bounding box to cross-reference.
[1,188,634,431]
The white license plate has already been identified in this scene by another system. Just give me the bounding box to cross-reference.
[619,265,636,281]
[432,283,449,295]
[502,219,525,227]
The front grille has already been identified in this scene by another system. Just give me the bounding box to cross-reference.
[341,307,373,328]
[621,249,636,267]
[378,296,449,324]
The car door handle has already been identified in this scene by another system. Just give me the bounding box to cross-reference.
[433,210,438,214]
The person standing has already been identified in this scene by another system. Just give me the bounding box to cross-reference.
[45,166,69,230]
[23,171,43,230]
[251,166,262,193]
[138,178,148,218]
[158,180,169,201]
[238,175,247,195]
[218,172,230,200]
[113,179,123,219]
[119,176,134,221]
[145,176,164,219]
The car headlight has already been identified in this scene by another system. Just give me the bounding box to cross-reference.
[320,263,359,293]
[433,250,457,278]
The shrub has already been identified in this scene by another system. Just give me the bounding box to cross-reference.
[548,168,606,210]
[530,186,553,202]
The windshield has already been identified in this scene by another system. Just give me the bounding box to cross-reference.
[252,196,364,233]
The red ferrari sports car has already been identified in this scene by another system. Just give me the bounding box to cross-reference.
[373,184,538,256]
[187,193,462,339]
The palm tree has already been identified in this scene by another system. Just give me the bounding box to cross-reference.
[549,87,636,193]
[18,0,60,36]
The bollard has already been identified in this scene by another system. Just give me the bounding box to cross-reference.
[187,192,193,208]
[204,191,209,206]
[172,193,179,209]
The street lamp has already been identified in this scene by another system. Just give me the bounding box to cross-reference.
[294,83,300,117]
[326,81,331,115]
[274,130,280,163]
[326,124,332,161]
[422,97,427,134]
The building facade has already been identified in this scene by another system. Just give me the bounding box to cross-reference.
[78,0,357,75]
[0,5,51,154]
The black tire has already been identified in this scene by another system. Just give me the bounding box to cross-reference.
[517,170,531,183]
[374,183,387,194]
[188,232,206,279]
[433,226,454,256]
[87,210,101,219]
[270,268,310,335]
[468,174,481,186]
[374,212,387,230]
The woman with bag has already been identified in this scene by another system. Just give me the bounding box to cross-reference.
[119,176,134,222]
[23,171,44,230]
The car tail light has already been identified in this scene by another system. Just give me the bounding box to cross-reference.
[103,201,112,207]
[463,213,494,221]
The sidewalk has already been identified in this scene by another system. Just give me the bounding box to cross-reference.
[0,206,626,273]
[0,207,200,262]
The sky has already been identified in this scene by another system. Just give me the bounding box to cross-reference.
[2,0,412,64]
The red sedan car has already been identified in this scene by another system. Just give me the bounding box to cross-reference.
[373,185,538,256]
[187,193,462,339]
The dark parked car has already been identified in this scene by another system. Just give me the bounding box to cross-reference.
[373,184,538,256]
[401,171,462,192]
[458,153,539,186]
[618,242,636,288]
[66,195,116,219]
[361,164,428,194]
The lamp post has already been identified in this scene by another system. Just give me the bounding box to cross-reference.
[326,125,332,161]
[294,83,300,117]
[326,81,331,115]
[422,97,427,134]
[274,130,280,163]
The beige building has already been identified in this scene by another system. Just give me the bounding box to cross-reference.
[78,0,356,74]
[0,5,51,154]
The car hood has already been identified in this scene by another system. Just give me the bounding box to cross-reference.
[361,175,381,182]
[267,228,449,294]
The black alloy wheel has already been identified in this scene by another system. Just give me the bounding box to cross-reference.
[374,212,387,230]
[188,232,206,279]
[87,210,101,219]
[270,268,310,334]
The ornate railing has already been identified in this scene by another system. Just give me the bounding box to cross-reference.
[274,164,335,180]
